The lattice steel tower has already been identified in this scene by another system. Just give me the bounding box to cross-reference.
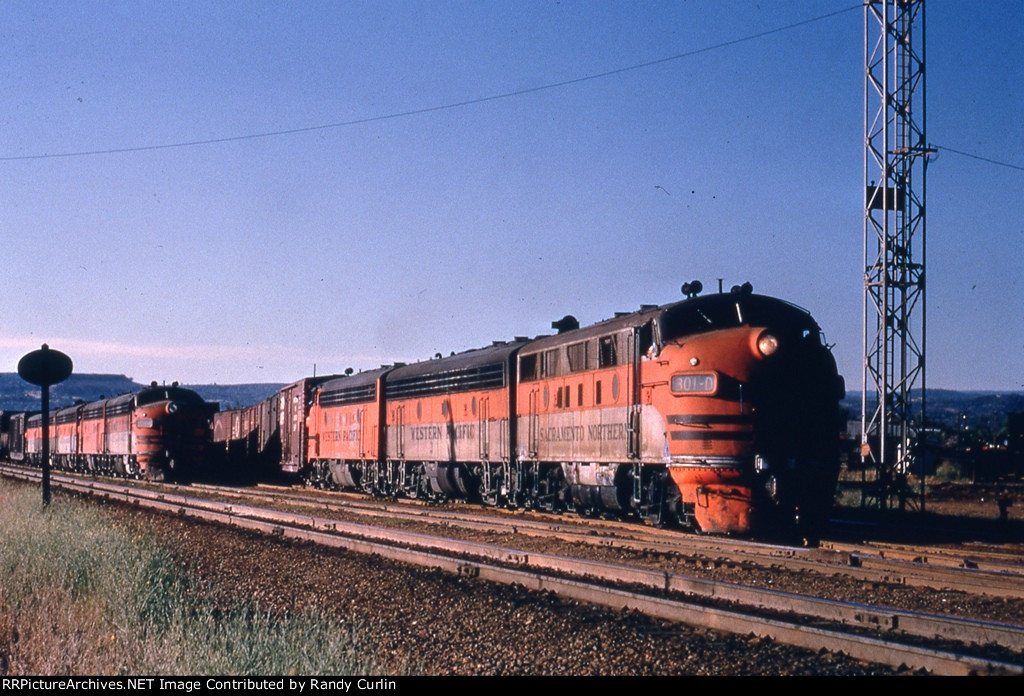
[862,0,930,508]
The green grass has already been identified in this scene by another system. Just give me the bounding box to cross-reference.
[0,480,398,675]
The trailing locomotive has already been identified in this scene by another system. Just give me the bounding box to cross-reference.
[8,383,213,483]
[215,283,844,536]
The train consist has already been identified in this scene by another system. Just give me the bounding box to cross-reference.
[1,383,213,483]
[211,284,845,535]
[0,284,844,536]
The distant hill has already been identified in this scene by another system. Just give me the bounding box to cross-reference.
[3,373,1020,426]
[0,373,142,412]
[842,390,1024,430]
[186,383,286,411]
[0,373,284,413]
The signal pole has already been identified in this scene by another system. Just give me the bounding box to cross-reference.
[17,344,74,505]
[862,0,930,510]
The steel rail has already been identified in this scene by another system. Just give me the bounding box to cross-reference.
[193,478,1024,599]
[8,464,1024,600]
[821,539,1024,575]
[25,465,1024,599]
[2,465,1021,675]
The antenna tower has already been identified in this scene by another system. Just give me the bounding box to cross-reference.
[862,0,930,508]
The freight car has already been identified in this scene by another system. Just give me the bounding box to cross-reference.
[0,410,25,460]
[7,383,214,483]
[217,283,845,536]
[211,376,333,482]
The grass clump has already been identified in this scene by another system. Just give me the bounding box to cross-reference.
[0,481,395,675]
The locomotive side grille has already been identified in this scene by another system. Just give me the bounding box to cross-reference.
[388,363,505,399]
[320,383,376,407]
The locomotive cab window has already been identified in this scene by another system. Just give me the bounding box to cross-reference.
[599,336,617,368]
[567,341,588,373]
[659,295,822,344]
[541,349,561,378]
[637,321,655,357]
[520,354,537,381]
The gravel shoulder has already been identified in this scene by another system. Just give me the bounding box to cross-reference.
[103,501,899,676]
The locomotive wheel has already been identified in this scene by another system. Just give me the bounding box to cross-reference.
[642,470,672,528]
[125,457,140,479]
[537,466,567,512]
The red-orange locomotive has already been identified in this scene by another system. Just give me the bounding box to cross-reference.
[219,283,845,536]
[17,384,210,482]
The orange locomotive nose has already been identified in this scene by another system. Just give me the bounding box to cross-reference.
[133,386,209,482]
[693,484,756,535]
[654,298,841,536]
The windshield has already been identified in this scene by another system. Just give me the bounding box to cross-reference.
[658,294,821,343]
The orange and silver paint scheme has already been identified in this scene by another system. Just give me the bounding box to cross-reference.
[306,367,391,490]
[517,287,843,535]
[380,342,523,501]
[132,385,211,481]
[20,385,211,483]
[217,284,842,538]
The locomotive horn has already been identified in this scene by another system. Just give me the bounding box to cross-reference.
[681,280,703,298]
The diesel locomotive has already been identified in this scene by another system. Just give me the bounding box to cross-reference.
[214,283,845,536]
[8,383,213,483]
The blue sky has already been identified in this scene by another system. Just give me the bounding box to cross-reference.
[1,1,1021,389]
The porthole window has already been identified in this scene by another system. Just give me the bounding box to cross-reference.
[612,374,620,401]
[472,397,477,415]
[441,400,449,417]
[543,385,550,409]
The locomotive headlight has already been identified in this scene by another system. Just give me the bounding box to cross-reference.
[756,331,779,357]
[166,403,179,415]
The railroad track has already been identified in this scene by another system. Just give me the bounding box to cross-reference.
[197,480,1024,601]
[821,538,1024,576]
[3,464,1022,676]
